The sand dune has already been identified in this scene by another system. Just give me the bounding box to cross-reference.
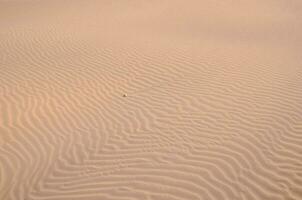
[1,0,302,199]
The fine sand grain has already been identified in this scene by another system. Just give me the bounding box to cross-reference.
[1,0,302,199]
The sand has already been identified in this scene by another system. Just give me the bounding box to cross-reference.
[1,0,302,199]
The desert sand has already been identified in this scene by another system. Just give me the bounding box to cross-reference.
[1,0,302,199]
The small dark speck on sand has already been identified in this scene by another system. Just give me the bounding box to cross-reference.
[123,94,127,97]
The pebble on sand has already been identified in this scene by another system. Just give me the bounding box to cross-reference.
[123,94,127,97]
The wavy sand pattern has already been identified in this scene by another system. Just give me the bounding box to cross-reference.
[1,0,302,200]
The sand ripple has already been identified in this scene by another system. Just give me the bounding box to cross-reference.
[1,0,302,199]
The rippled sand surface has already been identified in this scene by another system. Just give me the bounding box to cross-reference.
[1,1,302,199]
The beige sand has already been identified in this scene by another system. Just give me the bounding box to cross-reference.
[1,0,302,199]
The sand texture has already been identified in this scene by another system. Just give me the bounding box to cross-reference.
[1,0,302,199]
